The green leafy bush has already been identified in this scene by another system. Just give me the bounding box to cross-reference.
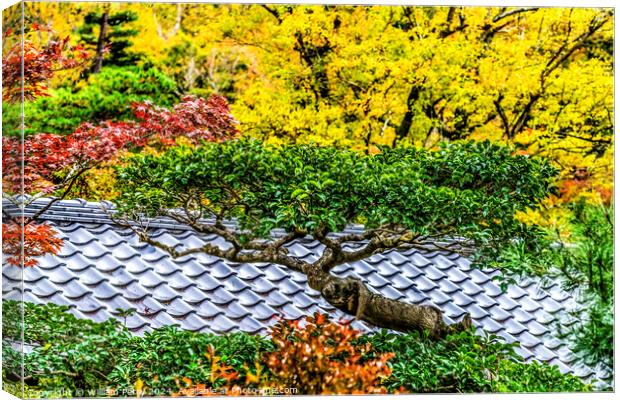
[2,301,130,392]
[109,326,273,394]
[2,301,592,395]
[2,301,270,396]
[12,66,179,136]
[359,328,590,393]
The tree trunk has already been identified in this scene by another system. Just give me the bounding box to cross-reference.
[133,221,473,341]
[393,84,422,146]
[91,11,109,74]
[307,269,471,339]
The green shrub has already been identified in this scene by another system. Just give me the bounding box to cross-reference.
[2,301,131,392]
[358,328,590,393]
[557,203,613,386]
[489,201,613,384]
[108,326,273,394]
[2,301,592,395]
[13,66,179,136]
[2,301,270,395]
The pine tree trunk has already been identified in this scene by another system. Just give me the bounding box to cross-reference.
[307,269,471,339]
[92,11,109,74]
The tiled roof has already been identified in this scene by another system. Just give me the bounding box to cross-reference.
[1,198,610,385]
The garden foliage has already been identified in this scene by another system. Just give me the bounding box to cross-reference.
[115,138,557,257]
[2,302,591,396]
[1,3,614,395]
[361,328,589,393]
[4,66,179,137]
[490,201,613,382]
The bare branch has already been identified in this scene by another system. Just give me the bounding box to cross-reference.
[492,7,539,23]
[261,5,282,24]
[153,4,183,40]
[24,166,91,226]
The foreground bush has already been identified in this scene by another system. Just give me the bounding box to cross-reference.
[264,314,394,394]
[2,301,591,396]
[2,302,268,396]
[177,314,395,396]
[360,328,590,393]
[110,326,272,394]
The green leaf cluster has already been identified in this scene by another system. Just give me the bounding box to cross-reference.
[2,301,271,395]
[3,301,591,395]
[77,10,142,68]
[115,138,557,255]
[359,328,590,393]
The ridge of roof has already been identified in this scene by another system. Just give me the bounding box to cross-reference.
[2,196,368,235]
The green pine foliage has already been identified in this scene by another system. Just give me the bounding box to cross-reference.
[10,66,179,136]
[77,10,142,68]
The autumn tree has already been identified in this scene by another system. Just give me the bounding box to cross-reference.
[2,23,89,267]
[2,94,238,267]
[134,5,610,202]
[113,138,557,339]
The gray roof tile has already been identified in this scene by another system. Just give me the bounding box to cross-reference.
[3,197,606,387]
[151,284,182,303]
[444,267,469,283]
[478,316,504,333]
[249,277,278,294]
[419,264,447,281]
[437,278,461,294]
[237,264,265,280]
[504,319,529,336]
[426,254,456,270]
[378,285,407,301]
[364,271,392,288]
[473,292,499,308]
[452,291,476,307]
[486,305,512,322]
[403,288,429,304]
[222,301,252,319]
[195,301,225,318]
[466,304,490,320]
[210,314,237,333]
[413,275,438,292]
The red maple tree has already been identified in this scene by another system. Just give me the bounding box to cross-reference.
[2,24,90,103]
[2,27,239,267]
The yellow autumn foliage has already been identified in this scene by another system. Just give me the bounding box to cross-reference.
[20,4,613,207]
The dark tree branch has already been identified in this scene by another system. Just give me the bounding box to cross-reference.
[153,4,183,40]
[132,220,473,339]
[261,5,282,24]
[23,167,91,226]
[481,7,539,43]
[393,82,424,146]
[439,8,468,38]
[493,7,539,23]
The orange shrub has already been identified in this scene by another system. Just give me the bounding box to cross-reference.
[264,313,394,395]
[174,313,396,396]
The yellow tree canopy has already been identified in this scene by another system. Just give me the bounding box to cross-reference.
[19,4,614,204]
